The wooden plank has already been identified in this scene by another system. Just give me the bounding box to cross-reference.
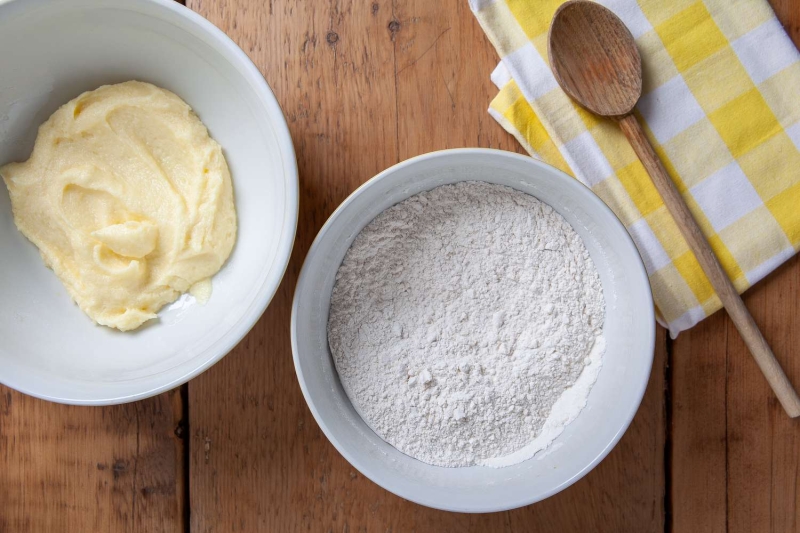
[185,0,404,530]
[670,2,800,531]
[726,255,800,533]
[0,389,185,532]
[391,0,523,154]
[669,312,728,533]
[186,0,666,530]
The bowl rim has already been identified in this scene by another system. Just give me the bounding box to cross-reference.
[291,148,655,512]
[0,0,299,405]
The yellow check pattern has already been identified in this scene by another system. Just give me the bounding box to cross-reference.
[470,0,800,336]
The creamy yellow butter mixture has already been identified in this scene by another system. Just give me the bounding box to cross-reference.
[0,81,237,331]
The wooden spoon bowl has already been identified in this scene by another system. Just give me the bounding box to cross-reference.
[549,1,641,117]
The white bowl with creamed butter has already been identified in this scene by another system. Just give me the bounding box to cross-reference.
[0,0,298,404]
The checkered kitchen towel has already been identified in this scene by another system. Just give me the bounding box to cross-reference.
[470,0,800,336]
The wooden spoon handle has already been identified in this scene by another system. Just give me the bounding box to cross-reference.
[618,114,800,418]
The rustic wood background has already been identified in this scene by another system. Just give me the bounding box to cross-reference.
[1,0,799,531]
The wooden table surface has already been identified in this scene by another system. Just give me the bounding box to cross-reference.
[2,1,800,531]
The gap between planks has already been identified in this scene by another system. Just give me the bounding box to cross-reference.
[664,333,673,533]
[180,383,191,533]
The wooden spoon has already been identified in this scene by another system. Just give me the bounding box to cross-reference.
[548,0,800,417]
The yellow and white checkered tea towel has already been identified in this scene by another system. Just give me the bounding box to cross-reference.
[470,0,800,336]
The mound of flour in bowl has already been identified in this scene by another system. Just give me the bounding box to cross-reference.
[327,181,605,467]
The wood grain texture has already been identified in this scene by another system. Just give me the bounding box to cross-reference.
[0,389,184,532]
[726,257,800,533]
[185,0,665,531]
[669,311,728,533]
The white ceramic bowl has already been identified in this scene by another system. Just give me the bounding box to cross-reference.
[0,0,298,404]
[292,149,654,512]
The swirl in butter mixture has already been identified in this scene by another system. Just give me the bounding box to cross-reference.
[0,81,237,331]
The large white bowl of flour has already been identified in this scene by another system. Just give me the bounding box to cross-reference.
[292,149,654,512]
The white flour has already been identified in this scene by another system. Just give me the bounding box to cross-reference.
[328,181,605,467]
